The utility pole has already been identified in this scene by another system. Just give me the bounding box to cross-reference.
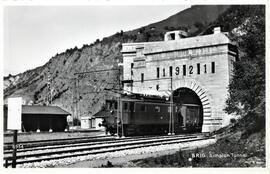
[118,68,125,138]
[171,77,175,135]
[168,103,172,136]
[77,78,80,124]
[116,69,120,138]
[75,77,79,125]
[168,77,173,135]
[72,78,77,127]
[74,68,121,133]
[116,95,120,138]
[46,74,52,106]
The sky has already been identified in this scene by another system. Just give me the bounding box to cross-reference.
[3,5,190,76]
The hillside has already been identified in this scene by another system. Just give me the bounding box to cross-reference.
[3,4,265,167]
[126,113,265,167]
[3,35,134,116]
[127,5,230,36]
[3,5,232,117]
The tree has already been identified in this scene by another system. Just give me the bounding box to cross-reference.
[225,6,265,118]
[164,26,169,30]
[194,22,204,29]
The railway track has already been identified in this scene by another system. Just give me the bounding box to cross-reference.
[4,133,206,150]
[3,133,213,167]
[4,134,193,154]
[4,135,112,150]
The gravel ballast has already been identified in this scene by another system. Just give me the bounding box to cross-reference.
[16,138,216,168]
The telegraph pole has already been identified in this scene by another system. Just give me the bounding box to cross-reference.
[74,68,121,134]
[47,73,53,132]
[47,74,52,106]
[168,77,173,135]
[72,78,77,127]
[75,77,79,125]
[171,77,175,135]
[116,69,120,138]
[116,95,120,138]
[118,68,125,138]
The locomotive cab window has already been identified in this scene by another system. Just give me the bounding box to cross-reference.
[140,105,147,112]
[107,102,113,109]
[130,102,134,112]
[123,102,128,111]
[155,106,160,112]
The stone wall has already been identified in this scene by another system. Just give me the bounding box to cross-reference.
[122,32,237,132]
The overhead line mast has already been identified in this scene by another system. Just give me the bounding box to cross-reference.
[73,68,123,137]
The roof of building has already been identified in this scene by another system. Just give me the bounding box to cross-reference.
[21,105,70,115]
[122,32,232,54]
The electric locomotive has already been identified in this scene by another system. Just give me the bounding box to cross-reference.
[95,93,203,136]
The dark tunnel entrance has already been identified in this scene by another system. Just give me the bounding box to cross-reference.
[173,87,203,132]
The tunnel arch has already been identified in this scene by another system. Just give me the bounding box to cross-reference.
[173,87,203,132]
[171,79,212,132]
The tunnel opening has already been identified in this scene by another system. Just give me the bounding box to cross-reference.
[173,87,203,133]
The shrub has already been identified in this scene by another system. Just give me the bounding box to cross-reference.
[73,53,81,63]
[230,118,237,124]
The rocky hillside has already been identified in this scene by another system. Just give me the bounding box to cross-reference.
[3,34,134,116]
[3,5,239,118]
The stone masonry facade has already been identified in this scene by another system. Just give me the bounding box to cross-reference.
[121,28,238,132]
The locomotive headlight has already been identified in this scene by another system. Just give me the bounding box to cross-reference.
[160,116,163,119]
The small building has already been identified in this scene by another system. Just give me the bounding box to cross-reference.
[3,105,70,132]
[93,100,117,130]
[81,116,94,129]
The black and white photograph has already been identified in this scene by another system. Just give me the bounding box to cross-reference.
[1,0,267,171]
